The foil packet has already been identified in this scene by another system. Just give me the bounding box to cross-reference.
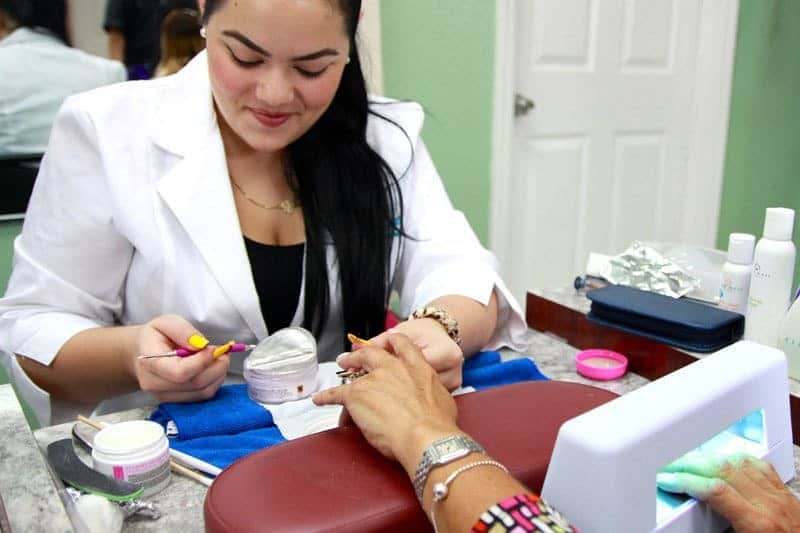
[591,242,700,298]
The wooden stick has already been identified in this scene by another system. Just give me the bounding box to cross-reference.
[76,415,213,487]
[168,460,213,486]
[77,414,104,430]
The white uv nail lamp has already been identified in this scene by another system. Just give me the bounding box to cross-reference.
[541,341,795,533]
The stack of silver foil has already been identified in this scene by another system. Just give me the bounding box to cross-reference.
[605,242,699,298]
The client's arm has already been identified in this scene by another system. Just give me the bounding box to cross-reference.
[313,333,571,532]
[316,333,800,532]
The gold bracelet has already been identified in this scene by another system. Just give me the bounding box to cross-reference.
[411,305,462,346]
[429,459,508,533]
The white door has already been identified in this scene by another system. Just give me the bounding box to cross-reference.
[490,0,739,302]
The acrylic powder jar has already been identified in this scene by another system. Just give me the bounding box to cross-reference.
[244,327,319,404]
[91,420,171,497]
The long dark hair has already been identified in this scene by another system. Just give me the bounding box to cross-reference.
[204,0,405,347]
[0,0,70,45]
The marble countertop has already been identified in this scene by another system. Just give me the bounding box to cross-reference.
[34,409,208,533]
[2,314,798,530]
[0,385,71,533]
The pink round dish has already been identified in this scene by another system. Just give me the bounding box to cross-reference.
[575,349,628,381]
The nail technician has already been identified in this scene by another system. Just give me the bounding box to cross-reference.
[0,0,527,425]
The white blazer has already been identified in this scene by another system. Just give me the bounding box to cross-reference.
[0,52,527,424]
[0,28,126,156]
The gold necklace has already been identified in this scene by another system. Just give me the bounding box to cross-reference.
[230,177,300,215]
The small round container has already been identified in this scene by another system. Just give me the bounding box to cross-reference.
[91,420,171,497]
[575,349,628,381]
[244,327,318,404]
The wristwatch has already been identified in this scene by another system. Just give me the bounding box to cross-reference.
[412,435,485,501]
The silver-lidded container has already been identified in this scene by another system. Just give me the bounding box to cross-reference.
[243,327,318,403]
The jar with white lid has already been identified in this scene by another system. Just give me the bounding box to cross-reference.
[91,420,171,497]
[244,327,319,403]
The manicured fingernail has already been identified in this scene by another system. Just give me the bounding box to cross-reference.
[347,333,371,346]
[213,340,235,358]
[188,333,210,349]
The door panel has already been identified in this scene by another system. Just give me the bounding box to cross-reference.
[507,0,704,296]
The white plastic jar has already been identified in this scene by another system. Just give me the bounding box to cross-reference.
[91,420,171,497]
[244,327,319,403]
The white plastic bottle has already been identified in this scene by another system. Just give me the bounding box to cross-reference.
[745,208,797,346]
[719,233,755,314]
[778,296,800,379]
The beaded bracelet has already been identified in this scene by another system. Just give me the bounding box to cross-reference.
[411,305,462,346]
[429,460,508,533]
[470,493,577,533]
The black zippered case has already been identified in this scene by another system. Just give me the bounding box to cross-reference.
[586,285,744,352]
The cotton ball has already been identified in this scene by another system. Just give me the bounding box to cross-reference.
[73,494,124,533]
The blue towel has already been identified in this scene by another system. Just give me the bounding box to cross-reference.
[170,426,286,470]
[462,352,549,390]
[463,350,502,370]
[150,384,274,440]
[150,352,549,471]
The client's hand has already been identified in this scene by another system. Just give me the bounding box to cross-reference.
[313,333,460,474]
[657,451,800,533]
[133,315,230,403]
[372,318,464,391]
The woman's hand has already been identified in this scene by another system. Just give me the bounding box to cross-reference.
[657,451,800,533]
[313,333,461,474]
[371,318,464,391]
[132,315,230,403]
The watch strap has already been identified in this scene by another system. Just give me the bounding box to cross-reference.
[412,435,485,502]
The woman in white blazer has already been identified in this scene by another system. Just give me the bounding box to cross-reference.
[0,0,528,425]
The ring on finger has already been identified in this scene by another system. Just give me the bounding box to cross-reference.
[337,368,370,384]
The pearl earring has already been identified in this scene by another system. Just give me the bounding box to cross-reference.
[200,26,207,38]
[345,57,351,65]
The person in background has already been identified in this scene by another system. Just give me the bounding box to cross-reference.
[0,0,126,157]
[104,0,196,79]
[153,7,204,77]
[314,334,800,533]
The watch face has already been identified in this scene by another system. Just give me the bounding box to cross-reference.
[438,440,462,454]
[435,437,470,463]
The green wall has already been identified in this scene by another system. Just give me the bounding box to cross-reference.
[380,0,496,244]
[717,0,800,284]
[0,220,21,385]
[381,1,799,284]
[0,221,21,297]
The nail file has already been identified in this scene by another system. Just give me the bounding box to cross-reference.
[71,422,98,453]
[46,439,144,502]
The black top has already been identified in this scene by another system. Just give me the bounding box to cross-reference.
[243,237,305,334]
